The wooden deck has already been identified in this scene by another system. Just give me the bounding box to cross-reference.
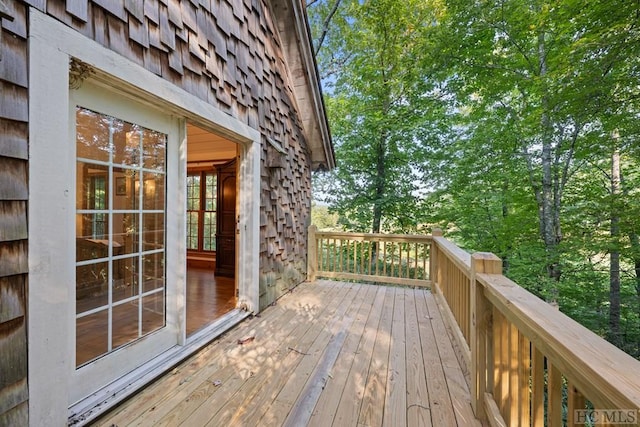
[95,280,481,427]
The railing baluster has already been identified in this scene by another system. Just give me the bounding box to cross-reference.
[353,240,358,274]
[409,243,413,279]
[344,239,349,273]
[399,242,403,278]
[509,323,520,425]
[567,382,586,427]
[375,240,380,276]
[464,271,469,343]
[423,243,427,280]
[548,362,563,427]
[519,334,531,427]
[383,240,387,276]
[416,243,419,279]
[493,306,502,413]
[391,242,396,277]
[499,310,509,417]
[531,346,545,427]
[368,239,373,276]
[360,239,364,274]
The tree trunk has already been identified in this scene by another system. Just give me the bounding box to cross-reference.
[537,30,562,302]
[609,139,621,347]
[627,230,640,357]
[371,133,386,234]
[633,247,640,357]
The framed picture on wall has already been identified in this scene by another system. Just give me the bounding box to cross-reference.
[115,177,127,196]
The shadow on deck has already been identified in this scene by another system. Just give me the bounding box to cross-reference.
[96,280,481,426]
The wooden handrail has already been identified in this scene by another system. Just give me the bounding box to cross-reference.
[429,235,640,426]
[314,230,436,243]
[478,272,640,413]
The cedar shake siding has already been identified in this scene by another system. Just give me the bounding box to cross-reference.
[1,0,29,424]
[0,0,332,423]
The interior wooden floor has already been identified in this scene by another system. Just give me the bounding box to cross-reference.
[75,267,235,365]
[95,280,480,427]
[186,267,236,336]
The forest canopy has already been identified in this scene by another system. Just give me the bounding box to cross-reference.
[308,0,640,358]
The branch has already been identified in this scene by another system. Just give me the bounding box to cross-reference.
[522,146,543,206]
[447,53,531,79]
[559,123,581,192]
[315,0,343,56]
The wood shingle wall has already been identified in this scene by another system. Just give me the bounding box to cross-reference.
[0,0,29,424]
[0,0,318,421]
[43,0,314,309]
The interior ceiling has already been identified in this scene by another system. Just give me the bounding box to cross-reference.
[187,123,237,163]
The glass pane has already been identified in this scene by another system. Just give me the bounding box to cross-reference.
[143,213,164,251]
[112,168,139,210]
[142,130,166,170]
[76,261,109,313]
[76,108,110,162]
[76,214,110,262]
[205,173,217,211]
[76,310,108,367]
[76,162,109,210]
[203,212,216,251]
[143,172,165,210]
[187,212,199,250]
[113,167,140,210]
[113,256,139,303]
[187,175,200,211]
[142,252,164,293]
[112,213,139,255]
[142,293,165,335]
[112,301,139,349]
[113,122,139,166]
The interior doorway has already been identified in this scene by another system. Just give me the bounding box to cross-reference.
[186,123,238,335]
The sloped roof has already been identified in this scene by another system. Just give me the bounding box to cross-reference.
[269,0,335,171]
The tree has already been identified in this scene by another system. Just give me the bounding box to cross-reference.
[310,0,446,234]
[432,0,640,303]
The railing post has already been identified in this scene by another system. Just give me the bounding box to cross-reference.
[470,252,502,421]
[430,228,442,293]
[307,225,318,282]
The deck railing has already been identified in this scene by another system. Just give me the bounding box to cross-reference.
[307,225,432,287]
[308,226,640,426]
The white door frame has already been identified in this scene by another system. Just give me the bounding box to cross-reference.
[28,9,261,426]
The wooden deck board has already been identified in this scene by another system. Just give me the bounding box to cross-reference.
[95,280,480,427]
[416,286,458,426]
[281,283,368,427]
[357,284,394,427]
[384,287,407,427]
[332,286,386,427]
[425,291,482,427]
[215,281,354,426]
[225,282,347,425]
[306,284,378,427]
[406,288,433,427]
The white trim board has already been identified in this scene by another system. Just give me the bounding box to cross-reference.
[28,8,261,426]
